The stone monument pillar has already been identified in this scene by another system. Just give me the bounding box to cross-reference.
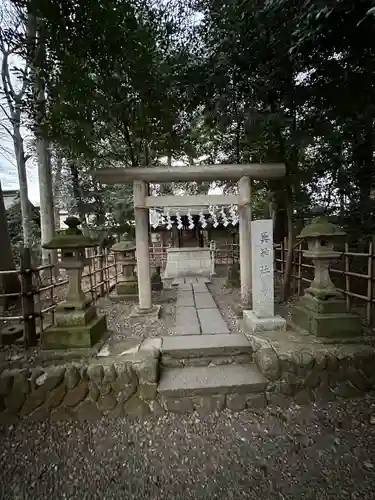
[243,219,286,333]
[290,215,362,337]
[42,217,107,349]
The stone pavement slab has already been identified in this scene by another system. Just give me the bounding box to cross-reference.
[194,293,217,309]
[196,277,211,284]
[161,333,252,358]
[185,277,199,284]
[178,283,193,291]
[192,283,209,293]
[176,291,195,307]
[175,306,200,335]
[198,308,230,334]
[172,278,185,286]
[158,364,267,396]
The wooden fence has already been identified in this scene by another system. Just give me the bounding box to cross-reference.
[3,239,374,346]
[149,240,375,328]
[0,247,122,347]
[275,239,375,328]
[149,243,240,267]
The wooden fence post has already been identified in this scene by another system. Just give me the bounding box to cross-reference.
[369,237,375,328]
[344,241,350,312]
[297,242,302,296]
[99,251,105,297]
[20,247,37,347]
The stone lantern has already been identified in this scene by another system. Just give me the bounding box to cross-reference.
[42,216,107,349]
[111,233,138,297]
[291,214,362,338]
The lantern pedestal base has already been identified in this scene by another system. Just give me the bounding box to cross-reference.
[116,280,138,296]
[41,314,107,349]
[291,294,362,338]
[54,304,97,326]
[109,291,138,301]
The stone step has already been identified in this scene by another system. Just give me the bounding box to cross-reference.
[158,364,267,399]
[161,333,253,367]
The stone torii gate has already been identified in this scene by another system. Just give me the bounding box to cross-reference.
[94,163,285,315]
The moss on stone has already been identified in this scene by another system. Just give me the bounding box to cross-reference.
[297,215,346,239]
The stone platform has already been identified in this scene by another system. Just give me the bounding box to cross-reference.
[2,280,375,423]
[163,247,212,279]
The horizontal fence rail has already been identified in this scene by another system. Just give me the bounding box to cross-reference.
[0,247,122,347]
[2,238,374,348]
[275,239,375,328]
[149,243,240,267]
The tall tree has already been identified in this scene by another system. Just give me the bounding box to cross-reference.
[0,1,35,248]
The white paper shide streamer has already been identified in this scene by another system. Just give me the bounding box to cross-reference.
[157,204,239,229]
[209,205,219,228]
[199,210,207,228]
[166,210,173,230]
[221,208,229,227]
[187,210,195,229]
[150,210,160,229]
[229,205,239,226]
[176,211,183,230]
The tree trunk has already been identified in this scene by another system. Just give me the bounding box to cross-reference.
[37,138,57,272]
[53,155,63,231]
[353,127,374,233]
[1,10,36,251]
[69,161,88,232]
[281,186,294,302]
[34,20,57,274]
[13,118,33,249]
[0,181,20,296]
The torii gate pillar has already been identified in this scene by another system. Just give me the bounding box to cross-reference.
[131,180,159,317]
[238,176,252,306]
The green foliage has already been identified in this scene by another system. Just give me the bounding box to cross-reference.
[192,0,375,236]
[7,0,375,240]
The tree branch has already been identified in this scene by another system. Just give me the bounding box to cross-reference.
[1,47,16,113]
[0,121,13,139]
[0,101,13,122]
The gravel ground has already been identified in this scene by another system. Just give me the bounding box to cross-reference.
[98,287,177,340]
[0,287,177,365]
[1,395,375,499]
[208,276,244,334]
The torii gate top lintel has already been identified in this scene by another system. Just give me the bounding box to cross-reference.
[94,163,285,185]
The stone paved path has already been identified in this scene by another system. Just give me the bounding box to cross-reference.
[173,278,230,336]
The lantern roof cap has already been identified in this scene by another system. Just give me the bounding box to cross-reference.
[297,215,346,240]
[43,216,99,249]
[111,233,136,252]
